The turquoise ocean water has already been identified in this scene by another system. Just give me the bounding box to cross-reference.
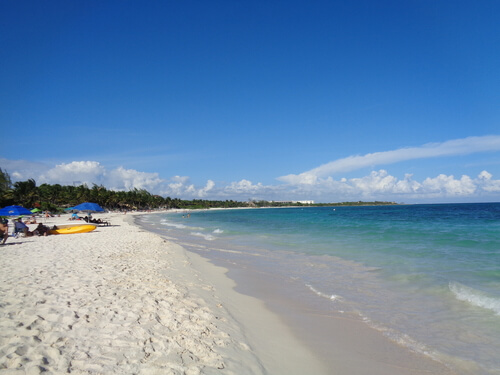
[137,203,500,374]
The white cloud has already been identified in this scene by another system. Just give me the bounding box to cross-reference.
[478,170,492,180]
[421,174,476,196]
[198,180,215,197]
[477,170,500,192]
[224,179,264,194]
[350,170,400,194]
[40,161,106,186]
[162,178,281,201]
[36,161,163,192]
[219,179,287,201]
[160,176,217,198]
[278,135,500,185]
[272,169,500,202]
[107,167,163,191]
[2,159,164,193]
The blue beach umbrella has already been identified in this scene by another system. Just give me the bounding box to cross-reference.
[72,202,105,213]
[0,205,33,216]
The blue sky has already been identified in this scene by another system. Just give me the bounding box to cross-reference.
[1,0,500,203]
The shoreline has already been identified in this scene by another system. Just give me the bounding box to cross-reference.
[136,211,460,375]
[0,211,459,374]
[226,263,461,375]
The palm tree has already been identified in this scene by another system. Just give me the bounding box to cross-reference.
[0,168,13,206]
[75,184,91,203]
[13,179,39,208]
[39,183,64,206]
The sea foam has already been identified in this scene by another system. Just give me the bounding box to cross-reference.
[160,221,187,229]
[191,232,216,241]
[449,282,500,315]
[305,283,341,302]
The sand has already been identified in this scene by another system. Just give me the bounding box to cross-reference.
[0,212,457,375]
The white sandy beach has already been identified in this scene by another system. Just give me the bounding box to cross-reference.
[0,212,458,374]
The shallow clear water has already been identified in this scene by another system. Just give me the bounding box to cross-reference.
[138,203,500,374]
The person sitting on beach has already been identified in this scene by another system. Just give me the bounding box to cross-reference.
[24,216,37,224]
[83,216,110,226]
[14,219,32,237]
[92,218,109,226]
[0,219,8,245]
[34,223,50,236]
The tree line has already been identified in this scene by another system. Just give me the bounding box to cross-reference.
[0,168,256,212]
[0,168,397,212]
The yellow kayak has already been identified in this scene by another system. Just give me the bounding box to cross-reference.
[49,224,97,235]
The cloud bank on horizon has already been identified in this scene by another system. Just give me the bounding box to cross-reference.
[2,135,500,203]
[278,135,500,185]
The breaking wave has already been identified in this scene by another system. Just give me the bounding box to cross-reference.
[449,282,500,315]
[305,283,342,302]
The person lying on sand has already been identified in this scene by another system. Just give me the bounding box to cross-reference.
[34,223,50,236]
[83,216,110,226]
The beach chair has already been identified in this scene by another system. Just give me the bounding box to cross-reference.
[13,226,24,238]
[13,221,29,237]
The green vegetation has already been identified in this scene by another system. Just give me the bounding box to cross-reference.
[0,169,397,212]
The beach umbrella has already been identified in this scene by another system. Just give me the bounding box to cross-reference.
[0,205,33,216]
[31,208,42,213]
[73,202,105,212]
